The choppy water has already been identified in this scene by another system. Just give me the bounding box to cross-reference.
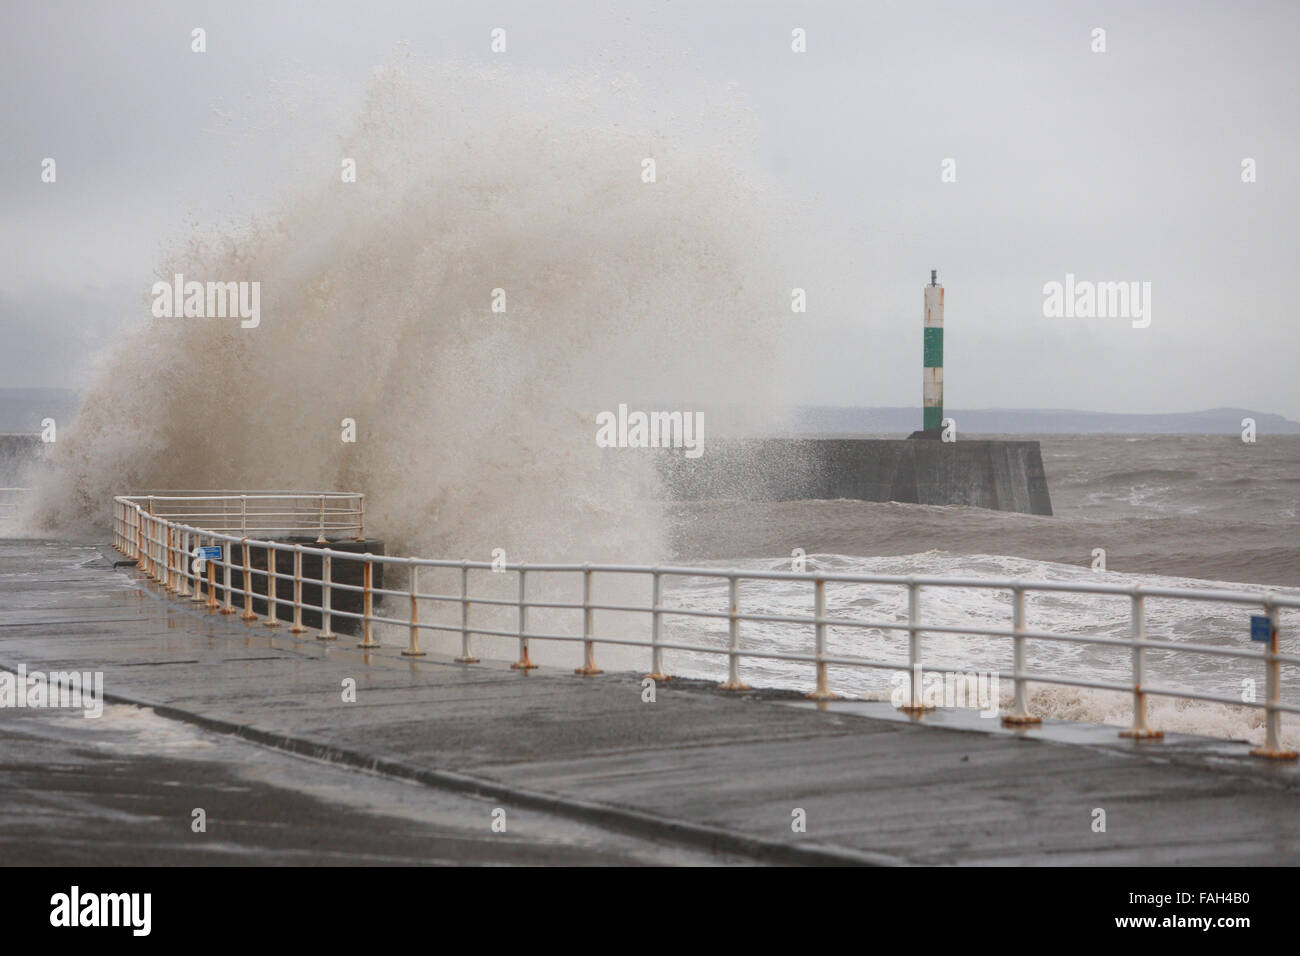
[658,435,1299,746]
[670,435,1299,587]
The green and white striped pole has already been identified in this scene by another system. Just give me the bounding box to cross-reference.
[923,269,944,432]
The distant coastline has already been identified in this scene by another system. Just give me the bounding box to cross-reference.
[1,387,1297,436]
[790,405,1300,436]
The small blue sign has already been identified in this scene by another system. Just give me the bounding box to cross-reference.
[196,546,223,560]
[1251,615,1274,643]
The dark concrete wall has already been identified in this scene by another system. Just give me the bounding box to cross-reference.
[0,433,43,485]
[218,537,385,633]
[660,439,1052,515]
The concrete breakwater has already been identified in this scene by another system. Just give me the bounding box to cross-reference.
[0,433,42,486]
[660,438,1053,515]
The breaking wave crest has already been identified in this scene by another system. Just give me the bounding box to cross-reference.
[26,57,796,563]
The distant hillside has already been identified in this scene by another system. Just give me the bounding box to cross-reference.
[792,406,1300,435]
[0,389,1295,436]
[0,388,81,432]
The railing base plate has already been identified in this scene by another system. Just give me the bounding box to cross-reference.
[1249,747,1298,760]
[1002,714,1042,727]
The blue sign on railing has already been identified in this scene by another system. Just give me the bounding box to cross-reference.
[196,546,223,560]
[1251,615,1274,643]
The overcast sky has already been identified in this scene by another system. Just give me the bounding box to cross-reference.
[2,0,1298,418]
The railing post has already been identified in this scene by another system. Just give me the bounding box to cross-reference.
[402,559,425,656]
[455,562,478,662]
[240,539,257,621]
[356,555,379,648]
[355,496,365,541]
[171,525,182,593]
[1002,586,1041,726]
[182,529,193,596]
[511,565,537,670]
[717,575,749,690]
[189,532,206,602]
[164,525,175,591]
[263,542,281,627]
[1251,603,1298,759]
[317,551,336,640]
[575,565,602,676]
[220,541,235,613]
[806,577,837,700]
[173,527,182,593]
[289,545,306,633]
[317,495,327,545]
[899,580,932,714]
[206,546,218,613]
[1119,592,1162,739]
[180,530,194,597]
[644,568,670,681]
[188,533,204,602]
[147,498,157,578]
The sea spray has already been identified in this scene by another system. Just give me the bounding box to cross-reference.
[27,58,799,574]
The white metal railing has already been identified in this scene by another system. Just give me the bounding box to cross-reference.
[117,492,364,541]
[111,492,1300,760]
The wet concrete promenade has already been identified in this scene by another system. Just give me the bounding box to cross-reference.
[2,539,1298,865]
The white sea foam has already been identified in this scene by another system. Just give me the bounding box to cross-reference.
[654,552,1300,748]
